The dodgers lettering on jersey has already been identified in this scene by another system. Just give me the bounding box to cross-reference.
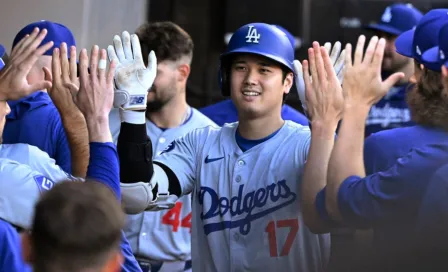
[109,107,216,262]
[154,121,330,272]
[365,85,414,136]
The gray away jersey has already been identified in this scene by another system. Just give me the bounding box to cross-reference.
[109,108,216,261]
[154,121,330,272]
[0,144,79,229]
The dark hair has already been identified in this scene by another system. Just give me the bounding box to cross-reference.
[406,68,448,130]
[31,181,125,272]
[135,21,194,65]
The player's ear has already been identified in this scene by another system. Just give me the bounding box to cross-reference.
[21,232,34,264]
[283,72,294,94]
[177,63,191,82]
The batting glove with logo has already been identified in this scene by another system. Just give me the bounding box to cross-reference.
[107,31,157,110]
[294,41,345,112]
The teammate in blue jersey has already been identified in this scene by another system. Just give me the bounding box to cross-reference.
[364,9,448,175]
[301,28,448,271]
[3,20,76,173]
[363,3,423,136]
[199,25,309,126]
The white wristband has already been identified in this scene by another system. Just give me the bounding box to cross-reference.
[119,109,146,124]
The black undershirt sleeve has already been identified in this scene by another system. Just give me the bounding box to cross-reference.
[117,122,182,197]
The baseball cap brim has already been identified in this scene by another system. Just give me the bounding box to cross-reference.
[365,24,403,36]
[221,48,294,73]
[422,46,440,63]
[395,29,415,57]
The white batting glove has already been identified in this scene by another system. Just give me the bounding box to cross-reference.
[107,31,157,110]
[293,41,345,112]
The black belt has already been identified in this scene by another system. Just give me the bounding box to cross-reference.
[136,258,192,272]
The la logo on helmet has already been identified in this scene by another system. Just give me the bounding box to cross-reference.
[246,25,261,43]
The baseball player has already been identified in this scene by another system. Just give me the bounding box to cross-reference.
[3,20,76,174]
[108,22,215,272]
[364,9,448,175]
[363,3,423,137]
[199,25,309,126]
[301,33,448,270]
[115,23,348,272]
[0,33,144,272]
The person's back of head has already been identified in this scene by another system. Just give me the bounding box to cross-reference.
[135,21,193,66]
[23,181,125,272]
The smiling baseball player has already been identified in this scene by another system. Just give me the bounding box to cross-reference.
[117,22,346,272]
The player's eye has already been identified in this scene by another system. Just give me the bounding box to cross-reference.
[233,65,247,71]
[259,67,271,74]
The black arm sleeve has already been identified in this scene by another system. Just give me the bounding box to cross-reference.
[117,122,182,197]
[117,122,153,184]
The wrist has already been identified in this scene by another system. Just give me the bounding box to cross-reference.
[310,120,338,140]
[86,116,112,143]
[343,104,370,120]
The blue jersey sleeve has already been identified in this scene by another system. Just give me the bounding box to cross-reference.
[363,134,385,175]
[336,144,448,228]
[0,220,31,272]
[86,142,120,200]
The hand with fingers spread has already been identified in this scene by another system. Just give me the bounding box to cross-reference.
[75,45,116,123]
[107,31,157,110]
[294,41,345,112]
[43,43,80,116]
[342,35,404,109]
[302,42,344,125]
[0,27,54,101]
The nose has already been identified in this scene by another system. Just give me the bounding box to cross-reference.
[243,68,258,86]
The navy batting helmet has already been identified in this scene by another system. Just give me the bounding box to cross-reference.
[219,23,295,96]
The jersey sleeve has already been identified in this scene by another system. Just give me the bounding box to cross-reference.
[25,145,81,182]
[336,144,448,228]
[154,128,205,196]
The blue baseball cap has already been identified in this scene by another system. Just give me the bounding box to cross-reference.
[12,20,76,57]
[274,25,296,49]
[365,3,423,36]
[395,9,448,71]
[422,23,448,69]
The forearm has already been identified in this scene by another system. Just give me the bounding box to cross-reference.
[117,121,153,184]
[327,105,370,219]
[302,121,337,233]
[60,112,89,177]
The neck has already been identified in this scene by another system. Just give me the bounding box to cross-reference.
[397,61,415,85]
[146,93,189,129]
[237,111,284,140]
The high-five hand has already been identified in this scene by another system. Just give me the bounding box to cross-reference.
[107,31,157,110]
[302,42,344,125]
[294,41,345,112]
[342,35,404,109]
[0,28,54,100]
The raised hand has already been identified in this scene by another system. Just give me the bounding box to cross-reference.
[75,45,116,120]
[43,43,80,116]
[342,35,404,108]
[0,28,54,100]
[294,41,345,112]
[107,31,157,110]
[302,42,344,125]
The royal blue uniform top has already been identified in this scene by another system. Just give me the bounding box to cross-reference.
[365,82,415,137]
[364,125,448,174]
[199,99,308,126]
[4,92,71,173]
[0,219,31,272]
[315,142,448,261]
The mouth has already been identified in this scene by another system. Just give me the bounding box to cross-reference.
[242,90,261,97]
